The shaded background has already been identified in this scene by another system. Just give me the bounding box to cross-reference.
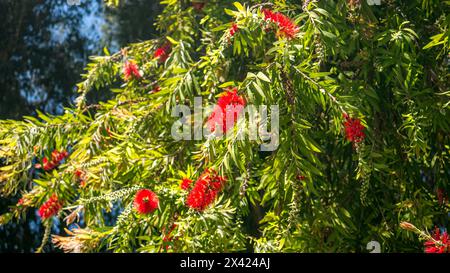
[0,0,162,252]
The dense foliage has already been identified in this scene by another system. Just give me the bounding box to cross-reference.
[0,0,449,253]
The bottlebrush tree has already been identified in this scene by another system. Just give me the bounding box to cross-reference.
[0,0,449,253]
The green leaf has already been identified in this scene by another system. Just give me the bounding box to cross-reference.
[233,2,244,12]
[218,81,236,88]
[224,8,236,17]
[166,36,179,45]
[256,72,271,83]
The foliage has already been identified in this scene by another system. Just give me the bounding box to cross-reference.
[0,0,449,253]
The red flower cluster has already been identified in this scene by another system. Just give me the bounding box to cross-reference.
[186,169,226,211]
[122,60,141,81]
[424,228,450,253]
[296,175,305,181]
[207,88,246,134]
[343,114,365,144]
[35,150,69,172]
[229,23,239,37]
[154,42,172,63]
[180,178,193,191]
[38,194,63,219]
[262,9,299,39]
[134,189,159,214]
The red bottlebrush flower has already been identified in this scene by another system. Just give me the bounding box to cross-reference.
[47,150,69,171]
[207,88,246,134]
[51,150,59,162]
[424,228,450,253]
[36,150,69,171]
[192,1,205,11]
[154,48,165,59]
[74,170,82,178]
[262,8,273,18]
[181,178,193,190]
[296,175,305,181]
[186,169,226,211]
[262,9,299,39]
[343,116,365,143]
[51,149,68,163]
[122,60,141,81]
[134,189,159,214]
[154,43,172,63]
[42,157,56,171]
[229,23,239,37]
[38,194,63,219]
